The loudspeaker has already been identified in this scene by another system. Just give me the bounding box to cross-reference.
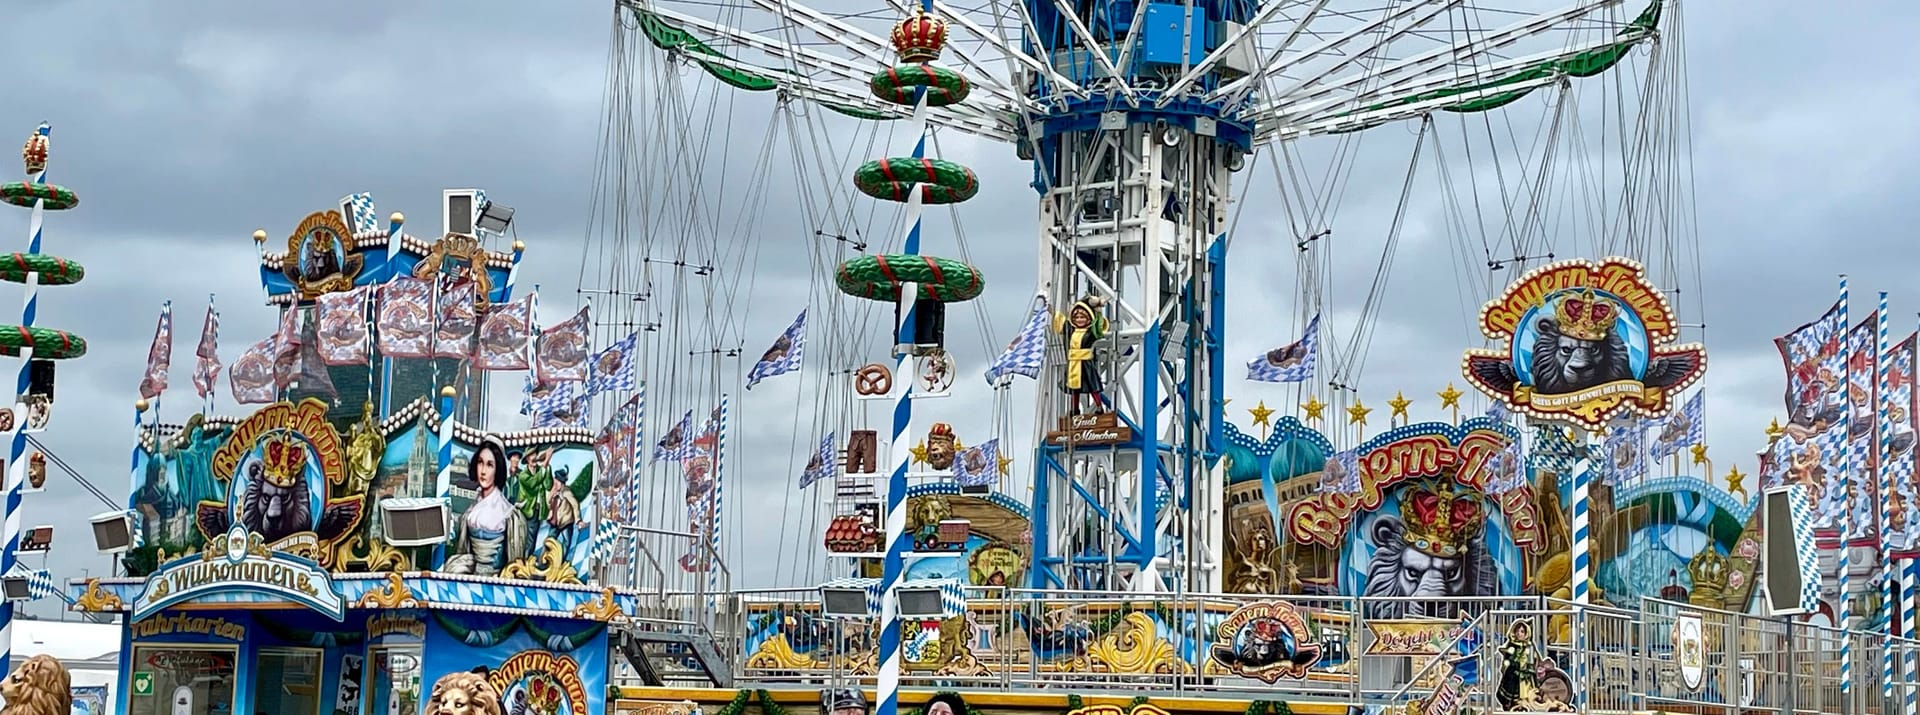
[1,575,29,600]
[820,586,872,618]
[380,498,449,547]
[27,360,52,400]
[1763,486,1811,615]
[89,511,132,554]
[897,586,946,618]
[846,430,878,474]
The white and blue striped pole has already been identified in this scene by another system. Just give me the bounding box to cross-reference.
[706,395,728,600]
[386,212,405,263]
[0,123,51,675]
[1840,274,1856,704]
[1881,292,1896,702]
[432,384,457,567]
[877,7,932,714]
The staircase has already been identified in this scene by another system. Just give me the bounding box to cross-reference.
[615,617,735,689]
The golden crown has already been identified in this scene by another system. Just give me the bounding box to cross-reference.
[1398,480,1485,558]
[891,11,948,62]
[1552,288,1618,342]
[20,130,47,176]
[259,432,308,488]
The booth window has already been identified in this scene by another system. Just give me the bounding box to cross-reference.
[253,648,323,715]
[367,644,423,715]
[127,645,238,715]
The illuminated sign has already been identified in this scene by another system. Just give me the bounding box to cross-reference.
[1285,425,1544,554]
[131,525,345,622]
[1463,256,1705,430]
[490,650,590,715]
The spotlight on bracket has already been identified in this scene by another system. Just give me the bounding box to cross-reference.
[1155,120,1181,147]
[89,510,133,554]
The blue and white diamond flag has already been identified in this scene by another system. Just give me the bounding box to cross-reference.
[800,433,836,489]
[953,438,1001,487]
[1247,314,1318,383]
[653,409,698,462]
[1648,390,1705,462]
[1322,448,1361,494]
[587,332,639,396]
[746,310,806,390]
[985,297,1050,384]
[340,191,379,235]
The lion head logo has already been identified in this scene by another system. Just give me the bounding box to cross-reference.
[428,672,503,715]
[0,654,70,715]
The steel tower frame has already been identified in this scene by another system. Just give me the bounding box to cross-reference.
[618,0,1665,595]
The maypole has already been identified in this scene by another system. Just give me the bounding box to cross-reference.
[0,123,86,673]
[1879,292,1896,702]
[832,10,982,715]
[1839,274,1855,703]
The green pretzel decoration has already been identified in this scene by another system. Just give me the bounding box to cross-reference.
[0,182,78,210]
[0,326,86,360]
[0,253,83,286]
[836,254,984,303]
[869,64,972,106]
[853,157,979,204]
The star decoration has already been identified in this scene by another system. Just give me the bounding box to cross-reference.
[1690,442,1709,466]
[1347,401,1372,427]
[997,452,1013,477]
[1765,417,1785,442]
[910,441,929,466]
[1388,391,1412,421]
[1302,396,1327,423]
[1438,383,1463,411]
[1249,400,1276,429]
[1725,465,1748,500]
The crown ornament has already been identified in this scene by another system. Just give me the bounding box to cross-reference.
[928,422,955,440]
[21,127,47,176]
[891,11,948,62]
[1398,480,1486,558]
[1552,287,1618,342]
[259,432,309,488]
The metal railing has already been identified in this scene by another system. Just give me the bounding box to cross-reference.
[609,588,1920,714]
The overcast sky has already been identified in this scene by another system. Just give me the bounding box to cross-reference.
[1,0,1916,612]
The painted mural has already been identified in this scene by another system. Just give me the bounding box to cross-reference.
[1219,417,1545,616]
[423,614,609,715]
[1592,477,1753,610]
[896,488,1031,587]
[127,397,599,582]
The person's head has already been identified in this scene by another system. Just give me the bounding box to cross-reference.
[923,693,967,715]
[468,439,508,491]
[821,688,866,715]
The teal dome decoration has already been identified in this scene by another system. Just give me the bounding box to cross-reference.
[1220,416,1335,486]
[1222,444,1261,485]
[1267,438,1330,483]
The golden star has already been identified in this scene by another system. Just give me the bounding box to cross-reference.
[1726,465,1748,498]
[1438,383,1463,410]
[1765,417,1785,442]
[910,441,928,466]
[1690,442,1709,466]
[997,453,1014,477]
[1388,391,1412,421]
[1249,400,1276,429]
[1347,401,1372,427]
[1302,396,1327,423]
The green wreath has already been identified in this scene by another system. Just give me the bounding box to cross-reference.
[0,326,85,360]
[0,182,78,210]
[870,64,972,107]
[853,157,979,204]
[0,254,83,286]
[836,254,984,303]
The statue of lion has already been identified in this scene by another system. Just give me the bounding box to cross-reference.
[0,654,70,715]
[427,671,503,715]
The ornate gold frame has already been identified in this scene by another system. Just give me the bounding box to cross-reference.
[412,233,495,310]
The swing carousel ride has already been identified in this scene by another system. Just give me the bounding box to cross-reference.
[30,0,1911,713]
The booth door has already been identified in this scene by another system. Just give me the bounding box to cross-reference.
[252,648,323,715]
[365,645,422,715]
[127,645,238,715]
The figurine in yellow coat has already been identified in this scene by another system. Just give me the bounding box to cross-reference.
[1053,296,1109,416]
